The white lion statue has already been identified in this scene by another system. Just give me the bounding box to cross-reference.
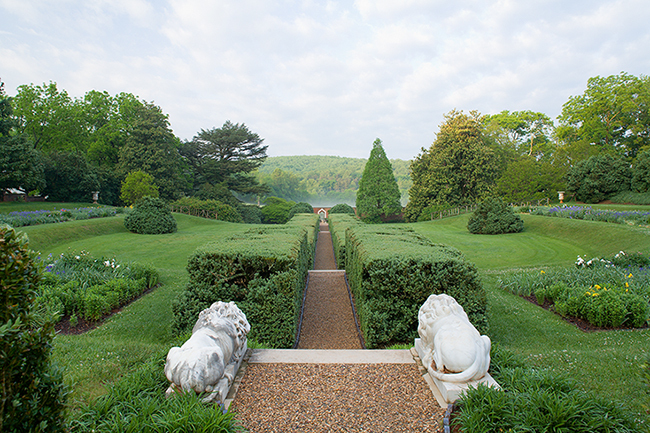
[165,301,250,403]
[417,294,491,383]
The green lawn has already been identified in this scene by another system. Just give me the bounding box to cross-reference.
[21,213,250,405]
[413,214,650,417]
[17,210,650,419]
[0,201,104,213]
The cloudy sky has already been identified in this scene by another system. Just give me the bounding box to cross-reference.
[1,0,649,160]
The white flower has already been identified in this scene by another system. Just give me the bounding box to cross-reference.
[104,260,111,267]
[75,255,80,260]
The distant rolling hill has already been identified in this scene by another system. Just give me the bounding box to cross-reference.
[256,155,412,207]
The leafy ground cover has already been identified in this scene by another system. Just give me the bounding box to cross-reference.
[0,201,102,213]
[530,204,650,227]
[0,204,124,227]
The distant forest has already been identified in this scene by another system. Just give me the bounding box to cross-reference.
[254,155,412,206]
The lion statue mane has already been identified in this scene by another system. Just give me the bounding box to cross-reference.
[164,301,250,402]
[417,294,491,383]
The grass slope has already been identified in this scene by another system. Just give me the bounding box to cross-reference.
[21,214,249,405]
[414,214,650,417]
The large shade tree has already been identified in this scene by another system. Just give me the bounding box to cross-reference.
[182,121,268,198]
[356,138,402,223]
[0,81,45,193]
[557,72,650,160]
[405,110,499,222]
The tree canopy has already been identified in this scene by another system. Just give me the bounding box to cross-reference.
[405,110,499,222]
[356,139,402,223]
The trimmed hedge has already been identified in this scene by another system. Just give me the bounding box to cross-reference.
[329,203,356,215]
[328,213,362,269]
[345,224,487,348]
[171,214,319,348]
[124,196,177,234]
[171,197,244,223]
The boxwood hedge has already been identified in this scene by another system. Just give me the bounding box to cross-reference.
[171,214,319,348]
[328,213,361,269]
[345,224,487,348]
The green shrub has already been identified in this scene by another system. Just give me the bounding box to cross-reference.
[120,170,159,206]
[288,202,314,219]
[124,196,177,234]
[345,224,487,347]
[467,197,524,234]
[566,154,631,203]
[236,203,262,224]
[172,197,243,223]
[36,251,158,323]
[0,225,68,432]
[328,203,356,215]
[328,213,361,269]
[171,214,319,347]
[67,354,242,432]
[632,149,650,193]
[260,196,295,224]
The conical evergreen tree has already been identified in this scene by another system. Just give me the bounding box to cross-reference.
[356,139,402,223]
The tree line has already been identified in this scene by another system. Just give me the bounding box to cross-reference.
[0,81,267,207]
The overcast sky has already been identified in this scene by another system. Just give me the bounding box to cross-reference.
[1,0,649,160]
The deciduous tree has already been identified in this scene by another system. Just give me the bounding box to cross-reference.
[405,110,498,222]
[356,139,402,223]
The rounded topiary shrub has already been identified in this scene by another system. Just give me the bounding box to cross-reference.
[329,203,356,215]
[124,196,177,234]
[467,197,524,235]
[288,202,314,219]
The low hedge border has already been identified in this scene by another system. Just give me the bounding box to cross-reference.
[171,214,319,348]
[328,213,361,269]
[344,224,487,348]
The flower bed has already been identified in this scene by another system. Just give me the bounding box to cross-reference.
[530,205,650,226]
[37,251,159,323]
[0,206,125,227]
[498,251,650,329]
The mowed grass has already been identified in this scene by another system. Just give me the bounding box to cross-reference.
[0,201,103,213]
[412,213,650,417]
[21,213,250,406]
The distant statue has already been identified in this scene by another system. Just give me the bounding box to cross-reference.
[165,301,250,403]
[417,294,491,383]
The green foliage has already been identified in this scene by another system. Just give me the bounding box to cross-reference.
[42,151,101,203]
[344,224,487,347]
[356,139,403,223]
[256,155,412,207]
[172,197,243,223]
[495,156,564,202]
[37,251,159,322]
[260,196,295,224]
[467,197,524,235]
[558,72,650,159]
[328,203,356,215]
[288,201,314,219]
[194,182,240,206]
[182,121,268,197]
[67,354,242,432]
[328,213,361,269]
[236,203,262,224]
[116,102,188,201]
[120,170,159,206]
[406,110,499,222]
[0,206,122,228]
[483,110,556,159]
[455,347,639,433]
[0,133,45,193]
[0,225,68,432]
[566,154,631,203]
[124,196,177,234]
[172,215,319,347]
[632,148,650,193]
[609,190,650,205]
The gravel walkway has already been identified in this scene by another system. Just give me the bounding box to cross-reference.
[230,363,444,432]
[230,221,445,432]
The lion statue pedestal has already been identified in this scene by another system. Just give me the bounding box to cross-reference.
[165,301,250,406]
[414,294,500,404]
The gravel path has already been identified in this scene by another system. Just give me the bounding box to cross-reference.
[229,221,445,432]
[230,363,444,432]
[313,223,337,270]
